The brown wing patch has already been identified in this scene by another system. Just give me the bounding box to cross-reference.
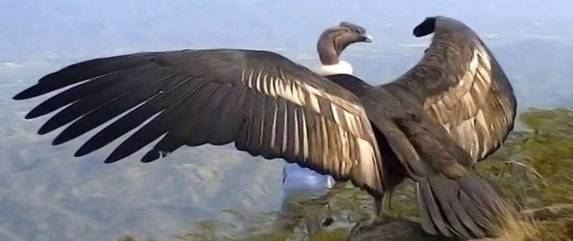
[239,67,383,192]
[422,44,515,163]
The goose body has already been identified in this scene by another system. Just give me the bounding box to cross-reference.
[13,16,516,239]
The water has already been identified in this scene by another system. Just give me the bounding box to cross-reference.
[1,1,573,241]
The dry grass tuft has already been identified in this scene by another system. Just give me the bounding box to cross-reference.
[489,203,573,241]
[493,208,539,241]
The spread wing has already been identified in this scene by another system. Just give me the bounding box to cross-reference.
[394,17,516,163]
[13,49,385,195]
[359,17,518,239]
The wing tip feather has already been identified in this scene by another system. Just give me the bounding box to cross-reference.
[25,109,44,119]
[104,154,121,164]
[75,143,95,157]
[13,85,42,100]
[141,150,161,163]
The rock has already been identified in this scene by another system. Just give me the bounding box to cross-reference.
[348,217,458,241]
[348,204,573,241]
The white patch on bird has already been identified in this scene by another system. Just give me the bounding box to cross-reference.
[286,81,304,106]
[468,50,481,73]
[270,104,278,149]
[304,83,363,115]
[475,109,492,158]
[308,94,321,113]
[262,73,269,94]
[314,60,353,76]
[462,92,477,114]
[268,75,277,96]
[456,115,479,159]
[255,70,263,92]
[357,138,377,185]
[281,101,289,153]
[443,123,452,133]
[248,69,255,88]
[293,110,300,155]
[339,128,349,169]
[331,104,341,125]
[300,110,309,159]
[320,117,329,158]
[344,111,358,135]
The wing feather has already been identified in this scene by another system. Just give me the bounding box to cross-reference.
[15,49,386,195]
[395,17,516,163]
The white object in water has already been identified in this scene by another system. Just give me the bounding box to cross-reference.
[281,163,336,198]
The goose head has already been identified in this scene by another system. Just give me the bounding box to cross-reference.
[317,21,373,66]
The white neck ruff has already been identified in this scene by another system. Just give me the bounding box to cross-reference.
[314,60,353,76]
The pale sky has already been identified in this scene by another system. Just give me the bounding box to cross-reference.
[1,0,572,61]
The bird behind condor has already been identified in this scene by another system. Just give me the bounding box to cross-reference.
[13,16,517,239]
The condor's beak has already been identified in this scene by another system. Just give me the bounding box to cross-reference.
[361,34,373,43]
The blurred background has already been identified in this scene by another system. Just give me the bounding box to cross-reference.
[1,1,572,241]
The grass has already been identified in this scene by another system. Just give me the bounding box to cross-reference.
[478,108,573,241]
[492,211,573,241]
[492,203,540,241]
[112,108,573,241]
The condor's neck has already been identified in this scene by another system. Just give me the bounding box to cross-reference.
[316,37,353,76]
[317,35,340,65]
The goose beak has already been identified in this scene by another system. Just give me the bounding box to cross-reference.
[361,34,373,43]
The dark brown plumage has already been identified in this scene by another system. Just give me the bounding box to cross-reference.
[14,49,386,196]
[328,16,516,238]
[13,16,516,239]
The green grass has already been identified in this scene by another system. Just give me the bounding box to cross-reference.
[479,108,573,208]
[477,108,573,241]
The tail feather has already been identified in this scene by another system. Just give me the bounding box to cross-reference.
[417,171,514,239]
[418,180,454,237]
[429,176,474,238]
[417,183,438,235]
[458,190,489,230]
